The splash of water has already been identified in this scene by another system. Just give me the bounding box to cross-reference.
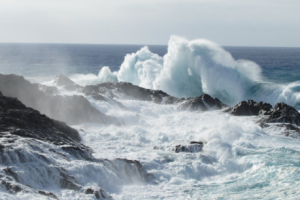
[70,36,300,107]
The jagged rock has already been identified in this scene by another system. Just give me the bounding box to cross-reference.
[0,74,115,125]
[262,102,300,125]
[175,142,204,153]
[37,190,59,199]
[189,141,204,145]
[0,93,150,198]
[227,99,300,127]
[83,82,228,112]
[154,141,204,153]
[225,99,272,116]
[84,188,112,199]
[179,94,227,111]
[0,94,81,143]
[0,180,23,193]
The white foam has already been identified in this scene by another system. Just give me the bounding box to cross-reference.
[66,36,300,108]
[76,96,300,199]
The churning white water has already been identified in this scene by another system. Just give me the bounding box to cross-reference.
[70,90,300,199]
[2,36,300,199]
[70,36,300,108]
[55,37,300,199]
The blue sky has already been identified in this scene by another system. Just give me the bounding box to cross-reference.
[0,0,299,47]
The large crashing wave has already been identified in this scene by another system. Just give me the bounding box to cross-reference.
[71,36,300,107]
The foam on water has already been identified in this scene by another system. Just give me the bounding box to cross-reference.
[2,37,300,199]
[73,93,300,199]
[70,36,300,108]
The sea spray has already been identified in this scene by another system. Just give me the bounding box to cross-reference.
[69,36,300,108]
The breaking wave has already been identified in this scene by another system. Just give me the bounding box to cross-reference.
[70,36,300,107]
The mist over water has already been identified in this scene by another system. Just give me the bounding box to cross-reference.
[69,36,300,108]
[77,91,300,199]
[1,37,300,199]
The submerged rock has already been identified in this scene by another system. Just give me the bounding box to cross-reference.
[84,188,112,200]
[175,141,204,153]
[154,141,204,153]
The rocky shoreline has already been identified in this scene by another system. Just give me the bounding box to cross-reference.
[0,73,300,199]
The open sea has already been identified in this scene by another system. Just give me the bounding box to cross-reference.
[1,36,300,199]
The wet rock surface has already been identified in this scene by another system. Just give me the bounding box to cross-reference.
[0,74,115,125]
[83,82,228,111]
[263,102,300,125]
[226,99,300,126]
[179,94,227,111]
[0,93,151,199]
[0,93,81,143]
[225,100,272,116]
[154,141,204,153]
[175,141,204,153]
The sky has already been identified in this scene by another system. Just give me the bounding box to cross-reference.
[0,0,299,47]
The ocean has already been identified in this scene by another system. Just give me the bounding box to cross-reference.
[1,42,300,84]
[1,36,300,199]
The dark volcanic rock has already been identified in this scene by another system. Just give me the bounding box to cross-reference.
[262,102,300,125]
[179,94,227,111]
[83,82,170,103]
[83,82,228,112]
[0,93,150,198]
[154,141,204,153]
[175,142,204,153]
[225,99,272,116]
[84,188,112,199]
[226,99,300,127]
[37,190,59,200]
[0,74,114,125]
[0,94,83,144]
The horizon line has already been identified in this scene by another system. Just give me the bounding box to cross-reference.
[0,41,299,49]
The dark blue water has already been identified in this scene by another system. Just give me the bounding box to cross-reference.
[224,46,300,83]
[0,43,299,83]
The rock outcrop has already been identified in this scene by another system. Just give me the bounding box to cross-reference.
[226,99,300,126]
[0,74,115,125]
[0,92,81,143]
[83,82,228,112]
[262,102,300,125]
[179,94,227,111]
[175,141,204,153]
[0,93,150,199]
[225,100,272,116]
[153,141,204,153]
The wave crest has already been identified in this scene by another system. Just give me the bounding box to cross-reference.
[70,36,300,107]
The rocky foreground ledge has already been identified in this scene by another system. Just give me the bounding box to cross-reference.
[1,73,299,129]
[0,91,151,199]
[0,74,115,125]
[0,73,300,198]
[55,74,227,111]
